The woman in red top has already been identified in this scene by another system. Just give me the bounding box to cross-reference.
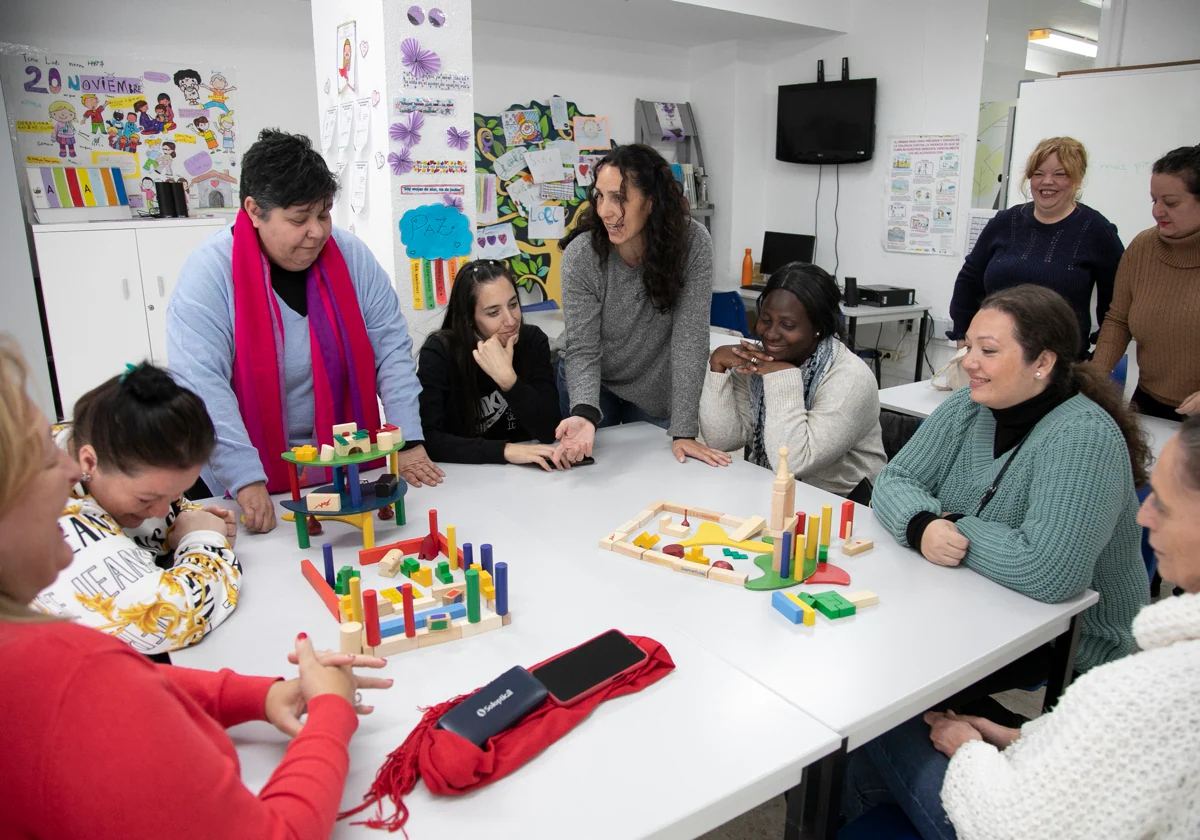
[0,339,392,839]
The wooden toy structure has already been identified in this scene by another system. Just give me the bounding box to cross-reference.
[280,423,407,551]
[300,509,511,656]
[598,447,872,591]
[772,589,878,626]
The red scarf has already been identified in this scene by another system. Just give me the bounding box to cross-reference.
[230,210,381,492]
[341,635,675,831]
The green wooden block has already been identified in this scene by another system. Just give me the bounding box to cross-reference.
[335,565,357,595]
[812,591,856,619]
[428,613,450,631]
[466,568,481,623]
[352,429,370,440]
[794,591,816,607]
[435,560,454,584]
[818,545,828,562]
[401,557,421,577]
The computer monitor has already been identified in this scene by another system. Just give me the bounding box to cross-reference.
[760,231,816,277]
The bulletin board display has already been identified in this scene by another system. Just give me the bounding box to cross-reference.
[2,50,240,217]
[473,97,614,306]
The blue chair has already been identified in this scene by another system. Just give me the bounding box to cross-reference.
[710,291,752,337]
[521,300,560,313]
[1111,354,1129,391]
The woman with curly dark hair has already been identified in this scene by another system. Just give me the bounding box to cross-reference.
[554,144,730,468]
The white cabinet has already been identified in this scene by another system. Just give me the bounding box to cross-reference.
[32,218,226,417]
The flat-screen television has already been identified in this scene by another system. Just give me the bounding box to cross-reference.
[776,78,877,165]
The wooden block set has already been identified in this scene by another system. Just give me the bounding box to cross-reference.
[772,589,878,627]
[301,509,512,657]
[280,422,408,552]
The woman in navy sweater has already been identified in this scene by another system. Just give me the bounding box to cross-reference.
[949,136,1124,357]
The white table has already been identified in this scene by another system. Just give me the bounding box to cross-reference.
[523,307,743,355]
[879,379,1181,460]
[738,290,934,382]
[174,494,841,840]
[467,423,1098,838]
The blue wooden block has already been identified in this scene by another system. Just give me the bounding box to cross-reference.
[379,601,468,638]
[771,590,805,624]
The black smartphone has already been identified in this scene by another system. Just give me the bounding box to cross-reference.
[521,455,595,469]
[529,629,648,706]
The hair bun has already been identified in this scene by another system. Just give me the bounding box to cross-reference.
[122,363,179,404]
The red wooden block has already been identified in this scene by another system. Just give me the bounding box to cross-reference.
[663,544,685,558]
[840,500,855,539]
[806,562,851,586]
[301,559,340,620]
[362,588,381,647]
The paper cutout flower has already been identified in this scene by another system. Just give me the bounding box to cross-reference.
[389,111,424,146]
[446,126,469,151]
[442,193,463,211]
[388,148,413,176]
[401,38,441,78]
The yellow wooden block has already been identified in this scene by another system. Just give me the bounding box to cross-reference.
[685,546,709,565]
[380,587,403,603]
[784,592,817,626]
[410,566,432,587]
[633,531,660,549]
[292,444,319,462]
[482,585,496,600]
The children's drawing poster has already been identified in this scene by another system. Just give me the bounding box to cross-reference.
[882,134,964,256]
[336,21,357,94]
[2,51,241,216]
[475,99,614,305]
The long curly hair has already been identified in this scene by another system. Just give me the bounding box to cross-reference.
[560,144,690,312]
[981,285,1150,486]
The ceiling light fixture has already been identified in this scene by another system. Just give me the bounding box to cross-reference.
[1028,28,1099,58]
[1079,0,1103,8]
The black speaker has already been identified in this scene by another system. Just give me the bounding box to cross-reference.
[155,181,177,218]
[843,276,859,307]
[171,181,188,217]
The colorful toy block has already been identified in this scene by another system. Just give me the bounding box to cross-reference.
[846,590,879,608]
[435,560,454,584]
[442,588,463,605]
[811,591,856,620]
[379,550,402,578]
[841,539,874,556]
[840,500,855,540]
[335,565,359,595]
[428,613,451,632]
[401,557,421,577]
[319,444,335,462]
[301,559,340,619]
[306,492,341,513]
[291,444,318,462]
[332,422,358,436]
[376,474,399,497]
[633,531,660,550]
[411,566,432,588]
[772,590,813,625]
[684,546,708,565]
[378,602,467,638]
[784,592,817,625]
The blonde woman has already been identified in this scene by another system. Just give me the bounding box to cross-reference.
[0,339,391,838]
[948,136,1124,357]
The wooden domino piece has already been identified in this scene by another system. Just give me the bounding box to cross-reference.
[707,565,749,586]
[841,539,874,556]
[730,515,766,543]
[846,590,879,608]
[306,492,341,513]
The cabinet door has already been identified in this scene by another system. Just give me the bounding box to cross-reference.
[136,225,222,365]
[36,229,150,417]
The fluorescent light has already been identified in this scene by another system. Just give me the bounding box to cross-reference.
[1079,0,1103,8]
[1028,28,1098,58]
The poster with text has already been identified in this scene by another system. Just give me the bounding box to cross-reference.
[2,50,241,216]
[882,135,963,256]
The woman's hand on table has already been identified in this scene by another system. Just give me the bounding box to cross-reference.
[395,444,445,488]
[237,482,276,533]
[671,438,732,467]
[505,443,562,471]
[552,416,595,467]
[920,518,969,566]
[1176,391,1200,416]
[264,633,393,737]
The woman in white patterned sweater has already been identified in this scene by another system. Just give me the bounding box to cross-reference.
[841,416,1200,839]
[33,364,241,659]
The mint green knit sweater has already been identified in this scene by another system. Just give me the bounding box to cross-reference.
[874,388,1148,672]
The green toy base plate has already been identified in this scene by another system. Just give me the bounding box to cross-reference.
[744,553,808,591]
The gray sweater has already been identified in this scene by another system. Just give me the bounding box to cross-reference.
[698,341,886,496]
[558,218,714,438]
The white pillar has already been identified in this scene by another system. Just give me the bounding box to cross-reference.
[309,0,475,350]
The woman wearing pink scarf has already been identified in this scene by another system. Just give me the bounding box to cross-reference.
[167,130,442,533]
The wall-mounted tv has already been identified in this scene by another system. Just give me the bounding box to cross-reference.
[776,78,877,165]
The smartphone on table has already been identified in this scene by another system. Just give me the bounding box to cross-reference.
[529,629,648,707]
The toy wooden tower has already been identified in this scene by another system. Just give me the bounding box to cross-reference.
[768,447,800,575]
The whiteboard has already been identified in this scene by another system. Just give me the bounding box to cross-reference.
[1007,65,1200,246]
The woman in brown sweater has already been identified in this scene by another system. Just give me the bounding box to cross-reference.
[1094,146,1200,420]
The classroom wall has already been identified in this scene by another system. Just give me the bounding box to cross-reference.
[0,0,319,145]
[1107,0,1200,66]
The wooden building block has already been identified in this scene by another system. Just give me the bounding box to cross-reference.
[300,559,340,620]
[642,549,677,568]
[376,597,395,616]
[687,506,725,522]
[306,492,341,513]
[599,537,616,551]
[658,514,690,537]
[841,539,874,556]
[427,612,451,632]
[629,508,661,530]
[380,587,403,603]
[717,514,747,527]
[379,549,403,578]
[375,430,397,451]
[459,612,503,637]
[846,590,879,608]
[730,515,767,543]
[662,502,689,515]
[340,621,363,655]
[684,546,708,565]
[633,531,660,549]
[502,612,512,625]
[292,444,318,462]
[411,595,436,612]
[332,422,358,437]
[319,444,335,462]
[612,540,646,561]
[417,624,464,647]
[707,566,749,586]
[673,558,710,578]
[442,588,464,605]
[783,592,817,626]
[372,634,418,656]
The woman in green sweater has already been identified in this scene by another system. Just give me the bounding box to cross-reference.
[874,284,1150,677]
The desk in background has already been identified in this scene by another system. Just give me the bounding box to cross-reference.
[738,288,933,382]
[878,379,1180,461]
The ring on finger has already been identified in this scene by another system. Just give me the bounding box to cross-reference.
[354,691,363,705]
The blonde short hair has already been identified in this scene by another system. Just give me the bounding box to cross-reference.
[0,338,59,622]
[1022,136,1088,197]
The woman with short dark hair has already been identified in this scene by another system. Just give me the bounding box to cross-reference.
[168,129,442,534]
[1093,144,1200,419]
[554,144,731,468]
[417,259,561,467]
[699,262,885,496]
[37,363,241,655]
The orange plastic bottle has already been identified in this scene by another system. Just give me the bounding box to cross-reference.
[741,248,753,287]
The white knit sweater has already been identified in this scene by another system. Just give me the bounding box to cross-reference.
[942,592,1200,839]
